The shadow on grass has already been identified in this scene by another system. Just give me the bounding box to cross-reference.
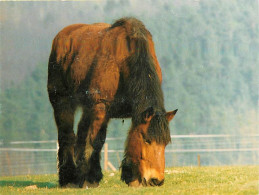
[0,180,57,188]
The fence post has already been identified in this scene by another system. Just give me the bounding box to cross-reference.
[198,154,201,167]
[104,143,108,171]
[116,152,121,165]
[108,161,117,171]
[5,151,12,175]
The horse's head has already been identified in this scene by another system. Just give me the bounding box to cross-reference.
[121,108,177,187]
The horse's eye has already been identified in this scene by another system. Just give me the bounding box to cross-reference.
[141,133,151,144]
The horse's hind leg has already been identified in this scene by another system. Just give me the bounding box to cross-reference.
[75,103,109,188]
[52,98,77,187]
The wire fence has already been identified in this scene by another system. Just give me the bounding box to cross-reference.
[1,134,258,176]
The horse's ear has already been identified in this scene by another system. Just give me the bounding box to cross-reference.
[166,109,178,122]
[143,107,155,122]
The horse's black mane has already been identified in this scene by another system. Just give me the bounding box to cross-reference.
[111,17,171,145]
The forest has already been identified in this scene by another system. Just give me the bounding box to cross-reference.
[0,0,258,143]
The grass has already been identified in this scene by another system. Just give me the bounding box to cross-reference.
[0,166,258,194]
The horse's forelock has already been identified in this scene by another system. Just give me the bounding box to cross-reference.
[147,113,171,145]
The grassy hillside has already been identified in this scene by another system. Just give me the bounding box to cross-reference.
[0,166,258,194]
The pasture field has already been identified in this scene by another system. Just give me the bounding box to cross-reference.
[0,166,258,194]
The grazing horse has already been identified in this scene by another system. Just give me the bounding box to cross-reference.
[47,17,177,188]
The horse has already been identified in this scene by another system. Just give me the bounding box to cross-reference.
[47,17,177,188]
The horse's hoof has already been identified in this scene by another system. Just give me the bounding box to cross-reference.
[83,181,99,189]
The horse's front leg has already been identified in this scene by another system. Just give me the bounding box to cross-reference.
[75,103,109,188]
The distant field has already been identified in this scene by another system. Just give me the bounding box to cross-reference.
[0,166,258,194]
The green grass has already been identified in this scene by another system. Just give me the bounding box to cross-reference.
[0,166,258,194]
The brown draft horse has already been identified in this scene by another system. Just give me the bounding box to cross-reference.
[47,17,177,188]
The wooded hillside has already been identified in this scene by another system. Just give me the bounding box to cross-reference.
[0,0,258,141]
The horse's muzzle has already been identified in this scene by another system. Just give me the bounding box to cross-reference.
[142,178,164,187]
[150,178,164,186]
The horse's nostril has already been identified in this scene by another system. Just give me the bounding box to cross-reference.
[158,179,164,186]
[149,178,164,186]
[143,178,148,186]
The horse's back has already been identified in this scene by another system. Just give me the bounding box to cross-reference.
[51,23,110,69]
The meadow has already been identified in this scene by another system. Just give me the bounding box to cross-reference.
[0,166,258,194]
